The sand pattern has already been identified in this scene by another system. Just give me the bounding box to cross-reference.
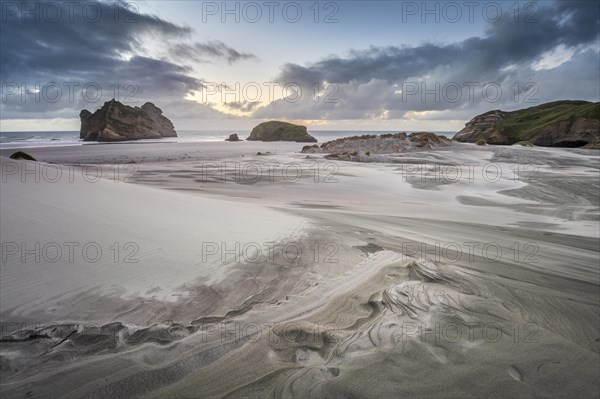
[0,142,598,398]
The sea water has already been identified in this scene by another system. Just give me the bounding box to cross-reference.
[0,130,456,149]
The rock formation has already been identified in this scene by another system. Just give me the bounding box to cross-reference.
[9,151,36,161]
[301,132,449,162]
[453,101,599,147]
[247,121,317,142]
[80,99,177,142]
[226,134,240,141]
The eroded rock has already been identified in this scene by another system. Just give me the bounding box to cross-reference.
[80,99,177,142]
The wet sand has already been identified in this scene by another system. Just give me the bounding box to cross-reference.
[1,142,598,398]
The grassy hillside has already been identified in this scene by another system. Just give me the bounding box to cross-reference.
[499,100,599,141]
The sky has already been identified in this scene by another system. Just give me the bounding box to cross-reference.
[1,0,599,132]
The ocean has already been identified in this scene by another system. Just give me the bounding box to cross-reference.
[0,130,456,149]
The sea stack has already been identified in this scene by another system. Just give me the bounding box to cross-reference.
[247,121,317,142]
[79,99,177,142]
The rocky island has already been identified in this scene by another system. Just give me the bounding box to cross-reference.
[453,100,599,148]
[247,121,317,142]
[80,99,177,142]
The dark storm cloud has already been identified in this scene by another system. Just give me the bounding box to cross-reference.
[278,43,459,86]
[1,0,191,80]
[277,1,599,86]
[0,0,252,119]
[257,0,599,121]
[170,41,258,64]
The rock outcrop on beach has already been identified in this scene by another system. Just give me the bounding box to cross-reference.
[9,151,36,161]
[302,132,449,161]
[247,121,317,142]
[80,99,177,142]
[226,134,240,142]
[453,101,600,148]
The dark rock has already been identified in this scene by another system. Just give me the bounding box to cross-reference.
[301,144,320,153]
[304,132,449,162]
[9,151,36,161]
[226,134,240,142]
[530,118,600,147]
[247,121,317,142]
[79,99,177,142]
[454,110,509,144]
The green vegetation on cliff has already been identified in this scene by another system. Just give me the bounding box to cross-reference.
[454,100,599,147]
[499,101,599,141]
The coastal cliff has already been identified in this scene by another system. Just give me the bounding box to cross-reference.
[453,101,599,148]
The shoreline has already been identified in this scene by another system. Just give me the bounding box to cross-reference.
[0,130,460,151]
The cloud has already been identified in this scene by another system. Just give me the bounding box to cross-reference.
[2,0,598,127]
[0,0,248,121]
[277,1,599,86]
[170,41,258,64]
[1,1,191,81]
[223,100,261,113]
[257,0,599,121]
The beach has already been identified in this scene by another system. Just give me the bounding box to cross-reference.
[1,141,599,398]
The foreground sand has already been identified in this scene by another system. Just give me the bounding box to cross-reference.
[1,141,599,398]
